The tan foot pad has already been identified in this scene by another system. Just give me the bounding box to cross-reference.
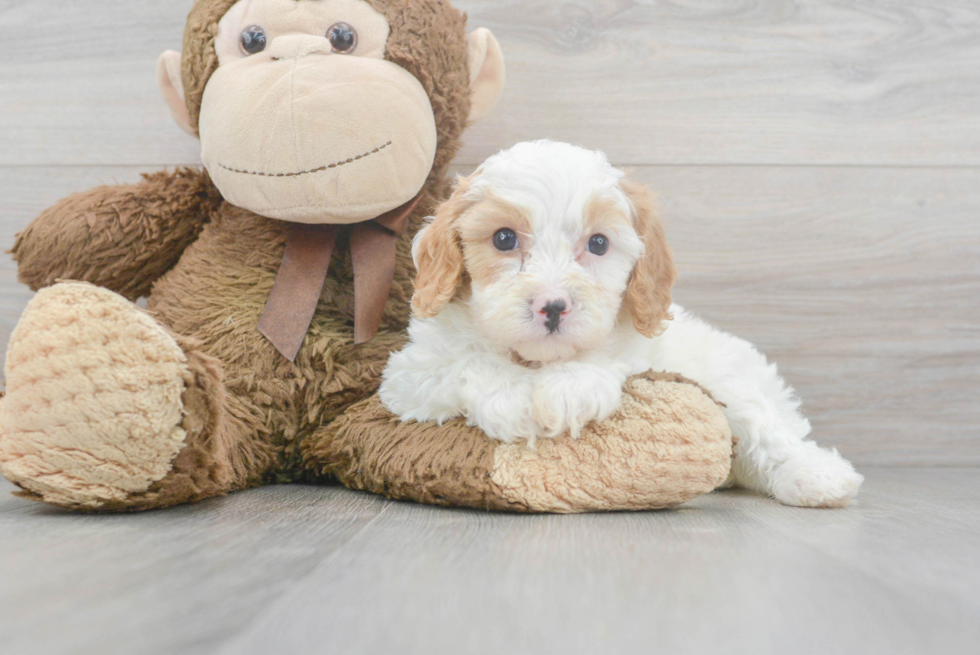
[0,282,190,508]
[324,372,734,513]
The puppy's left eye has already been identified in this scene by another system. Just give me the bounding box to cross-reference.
[588,234,610,256]
[493,228,519,251]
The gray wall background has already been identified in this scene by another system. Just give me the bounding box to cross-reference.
[1,0,977,465]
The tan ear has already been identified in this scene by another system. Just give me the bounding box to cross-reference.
[466,28,506,124]
[621,179,677,337]
[157,50,195,136]
[411,177,475,317]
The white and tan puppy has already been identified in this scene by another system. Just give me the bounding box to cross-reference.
[380,140,864,508]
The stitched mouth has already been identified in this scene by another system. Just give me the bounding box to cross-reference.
[219,141,392,178]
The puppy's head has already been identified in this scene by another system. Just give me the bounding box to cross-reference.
[412,140,676,363]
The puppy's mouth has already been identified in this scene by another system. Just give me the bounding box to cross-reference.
[510,351,544,369]
[509,327,583,365]
[219,141,392,178]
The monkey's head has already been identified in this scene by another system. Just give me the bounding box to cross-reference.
[157,0,504,225]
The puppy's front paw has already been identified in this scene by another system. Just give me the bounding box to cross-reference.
[771,448,864,508]
[531,367,624,439]
[465,382,537,444]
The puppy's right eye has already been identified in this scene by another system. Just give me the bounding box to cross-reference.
[240,25,268,55]
[493,228,519,251]
[588,234,610,256]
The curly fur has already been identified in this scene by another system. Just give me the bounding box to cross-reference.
[382,140,865,508]
[620,179,676,337]
[1,4,742,514]
[410,174,472,316]
[313,371,732,513]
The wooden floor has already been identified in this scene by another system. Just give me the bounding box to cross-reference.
[0,468,977,655]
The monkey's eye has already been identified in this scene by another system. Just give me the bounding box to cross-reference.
[240,25,268,55]
[588,234,610,256]
[327,22,358,54]
[493,228,519,252]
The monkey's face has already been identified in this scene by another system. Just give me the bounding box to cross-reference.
[159,0,505,225]
[201,0,433,223]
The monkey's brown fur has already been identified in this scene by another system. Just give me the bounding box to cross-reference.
[311,372,733,513]
[8,0,471,509]
[1,0,733,512]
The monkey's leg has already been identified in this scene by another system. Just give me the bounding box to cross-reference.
[0,282,264,511]
[299,375,734,513]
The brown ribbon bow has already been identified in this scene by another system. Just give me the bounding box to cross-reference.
[257,194,423,362]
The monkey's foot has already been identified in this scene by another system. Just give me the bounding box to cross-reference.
[0,282,214,510]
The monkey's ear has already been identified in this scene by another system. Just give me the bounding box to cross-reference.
[466,28,506,124]
[157,50,196,137]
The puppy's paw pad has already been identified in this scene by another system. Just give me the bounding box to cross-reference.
[772,450,864,508]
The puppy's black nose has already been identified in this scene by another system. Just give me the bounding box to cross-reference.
[541,300,566,333]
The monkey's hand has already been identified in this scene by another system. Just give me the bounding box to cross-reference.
[12,168,222,300]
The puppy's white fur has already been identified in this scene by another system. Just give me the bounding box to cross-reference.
[381,140,863,508]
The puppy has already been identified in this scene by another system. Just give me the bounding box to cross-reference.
[380,140,864,508]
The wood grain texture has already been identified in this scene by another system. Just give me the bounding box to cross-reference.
[626,165,980,466]
[463,0,980,166]
[0,480,393,655]
[1,469,978,655]
[2,165,978,465]
[1,1,979,166]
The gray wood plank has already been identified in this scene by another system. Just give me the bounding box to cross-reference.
[1,0,979,167]
[464,0,980,167]
[0,478,393,655]
[3,165,978,465]
[2,470,978,655]
[0,0,200,167]
[629,165,980,466]
[739,470,980,609]
[211,468,980,655]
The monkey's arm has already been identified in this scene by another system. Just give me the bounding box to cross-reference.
[12,168,222,300]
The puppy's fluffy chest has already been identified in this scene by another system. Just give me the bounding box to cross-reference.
[380,304,653,443]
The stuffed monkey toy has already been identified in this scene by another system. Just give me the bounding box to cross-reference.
[0,0,732,513]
